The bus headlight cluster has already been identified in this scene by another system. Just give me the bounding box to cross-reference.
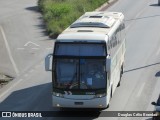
[94,93,106,98]
[53,92,64,98]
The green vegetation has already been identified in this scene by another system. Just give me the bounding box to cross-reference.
[38,0,108,38]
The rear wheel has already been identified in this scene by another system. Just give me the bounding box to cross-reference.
[106,103,109,108]
[117,66,123,87]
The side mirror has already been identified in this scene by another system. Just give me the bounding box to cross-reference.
[106,55,111,72]
[45,54,53,71]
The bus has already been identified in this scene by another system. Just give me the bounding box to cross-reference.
[45,11,126,109]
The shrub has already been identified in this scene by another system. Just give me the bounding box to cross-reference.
[44,3,72,21]
[38,0,108,38]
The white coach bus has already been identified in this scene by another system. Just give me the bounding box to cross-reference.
[45,11,126,109]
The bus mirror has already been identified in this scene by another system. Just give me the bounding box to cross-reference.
[45,54,53,71]
[106,56,111,72]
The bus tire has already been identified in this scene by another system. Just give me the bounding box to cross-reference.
[117,66,123,87]
[107,104,109,108]
[107,88,113,108]
[117,79,121,87]
[110,87,113,98]
[121,64,124,74]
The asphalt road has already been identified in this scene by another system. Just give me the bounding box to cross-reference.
[0,0,160,120]
[0,0,53,77]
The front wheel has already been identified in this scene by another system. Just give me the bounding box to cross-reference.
[107,88,113,108]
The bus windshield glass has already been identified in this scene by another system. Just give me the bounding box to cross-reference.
[79,59,106,89]
[54,58,106,89]
[53,42,107,90]
[54,43,106,56]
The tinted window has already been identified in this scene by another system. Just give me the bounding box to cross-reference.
[55,43,106,56]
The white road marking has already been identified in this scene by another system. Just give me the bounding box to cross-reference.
[136,83,145,97]
[24,41,40,47]
[126,0,150,31]
[0,79,23,99]
[31,48,39,50]
[126,11,144,31]
[0,26,19,76]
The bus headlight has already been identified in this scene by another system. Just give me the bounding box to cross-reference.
[53,92,64,98]
[94,93,106,98]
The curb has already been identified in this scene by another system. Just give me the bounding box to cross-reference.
[95,0,118,11]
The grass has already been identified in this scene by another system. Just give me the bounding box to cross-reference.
[38,0,108,38]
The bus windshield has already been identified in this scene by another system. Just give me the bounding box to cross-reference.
[79,59,106,89]
[54,58,106,90]
[53,42,107,90]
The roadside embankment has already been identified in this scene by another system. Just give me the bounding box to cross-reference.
[38,0,109,38]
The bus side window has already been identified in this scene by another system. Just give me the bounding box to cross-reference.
[107,40,110,51]
[111,33,117,48]
[109,27,121,50]
[116,26,121,44]
[107,41,111,50]
[121,23,126,41]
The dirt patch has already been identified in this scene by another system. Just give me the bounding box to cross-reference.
[0,74,13,88]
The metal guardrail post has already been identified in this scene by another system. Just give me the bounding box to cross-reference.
[158,0,160,5]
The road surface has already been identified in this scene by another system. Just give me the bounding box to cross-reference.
[0,0,160,120]
[0,0,53,77]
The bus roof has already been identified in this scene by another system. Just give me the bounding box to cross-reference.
[57,11,124,42]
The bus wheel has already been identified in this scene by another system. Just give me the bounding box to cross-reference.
[107,88,112,108]
[117,66,123,87]
[110,87,113,98]
[121,64,124,74]
[107,104,109,108]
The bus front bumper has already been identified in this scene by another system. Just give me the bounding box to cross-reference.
[52,95,107,108]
